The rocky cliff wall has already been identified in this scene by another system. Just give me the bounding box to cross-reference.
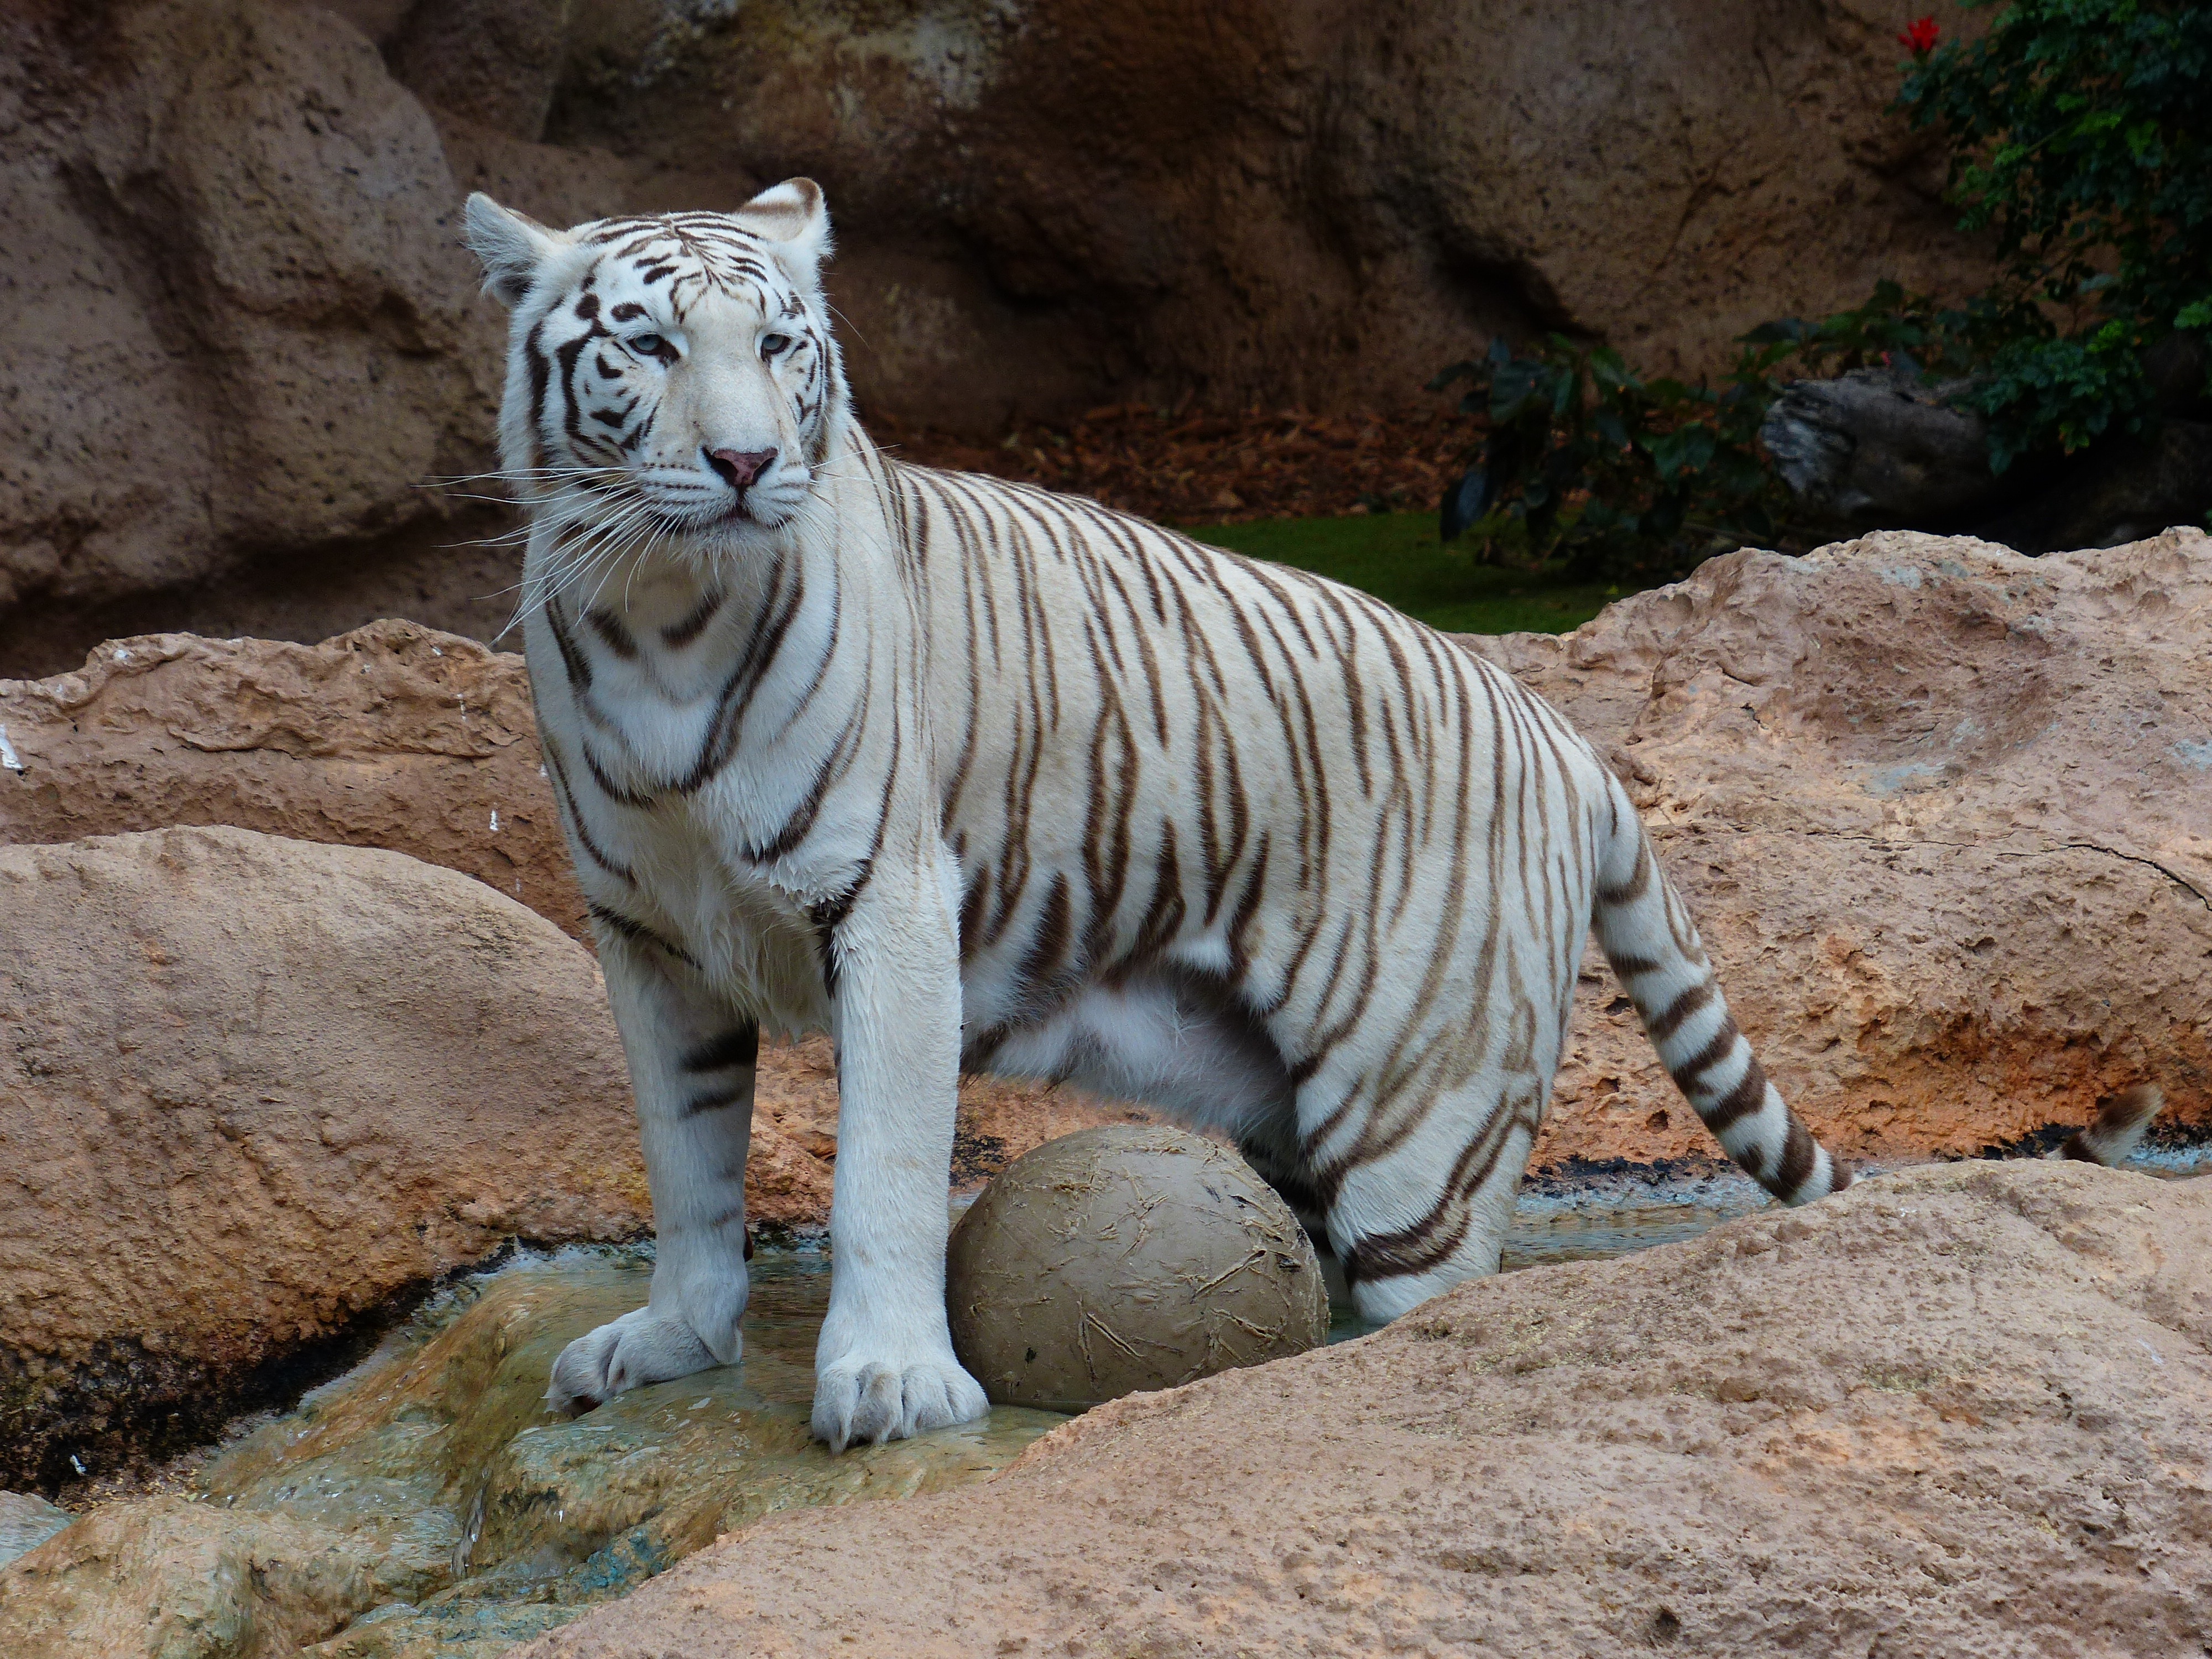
[1,0,1991,675]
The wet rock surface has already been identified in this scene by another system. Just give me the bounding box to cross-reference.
[0,1251,1063,1658]
[517,1160,2212,1658]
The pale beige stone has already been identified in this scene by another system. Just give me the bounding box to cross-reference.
[0,1497,362,1659]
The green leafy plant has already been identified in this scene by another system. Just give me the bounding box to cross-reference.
[1896,0,2212,469]
[1739,279,1977,381]
[1428,336,1794,578]
[1431,280,1984,575]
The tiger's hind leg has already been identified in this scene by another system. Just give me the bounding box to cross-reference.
[1307,1072,1550,1326]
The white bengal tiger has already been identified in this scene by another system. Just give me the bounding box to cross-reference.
[459,180,2095,1452]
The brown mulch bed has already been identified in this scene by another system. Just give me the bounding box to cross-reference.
[868,402,1477,525]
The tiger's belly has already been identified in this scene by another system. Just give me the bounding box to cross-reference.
[968,968,1297,1145]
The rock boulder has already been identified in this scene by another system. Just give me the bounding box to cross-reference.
[0,622,580,935]
[0,825,649,1488]
[0,622,1162,1240]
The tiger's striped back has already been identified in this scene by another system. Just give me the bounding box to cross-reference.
[876,455,1849,1313]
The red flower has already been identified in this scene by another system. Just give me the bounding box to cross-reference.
[1898,15,1939,55]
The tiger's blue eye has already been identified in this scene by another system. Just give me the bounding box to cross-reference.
[760,333,793,357]
[628,332,669,357]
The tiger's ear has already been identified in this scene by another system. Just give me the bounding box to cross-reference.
[733,178,832,288]
[464,194,570,308]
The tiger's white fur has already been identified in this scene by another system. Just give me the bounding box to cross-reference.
[465,180,1861,1451]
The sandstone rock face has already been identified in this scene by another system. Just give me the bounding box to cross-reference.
[514,1160,2212,1657]
[1468,526,2212,1169]
[0,622,582,936]
[0,0,502,662]
[575,0,1983,422]
[1,0,1992,671]
[0,826,650,1488]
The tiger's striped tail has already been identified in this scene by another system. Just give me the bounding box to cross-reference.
[1592,785,1851,1205]
[2051,1084,2162,1167]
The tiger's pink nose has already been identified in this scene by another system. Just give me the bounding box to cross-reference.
[706,447,776,491]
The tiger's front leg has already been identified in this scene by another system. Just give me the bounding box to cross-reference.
[546,924,757,1412]
[811,849,988,1450]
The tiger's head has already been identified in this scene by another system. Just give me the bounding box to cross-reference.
[463,180,846,549]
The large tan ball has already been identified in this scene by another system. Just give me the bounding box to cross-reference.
[946,1125,1329,1411]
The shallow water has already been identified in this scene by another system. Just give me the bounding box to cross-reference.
[1500,1194,1762,1269]
[164,1247,1064,1659]
[1312,1180,1772,1342]
[269,1187,1764,1653]
[2125,1141,2212,1180]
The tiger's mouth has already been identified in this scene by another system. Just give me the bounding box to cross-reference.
[658,499,749,531]
[645,492,799,537]
[615,462,811,538]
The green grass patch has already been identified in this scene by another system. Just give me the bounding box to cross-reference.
[1182,512,1622,636]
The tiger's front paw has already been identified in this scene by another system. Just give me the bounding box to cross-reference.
[811,1346,989,1452]
[546,1305,737,1414]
